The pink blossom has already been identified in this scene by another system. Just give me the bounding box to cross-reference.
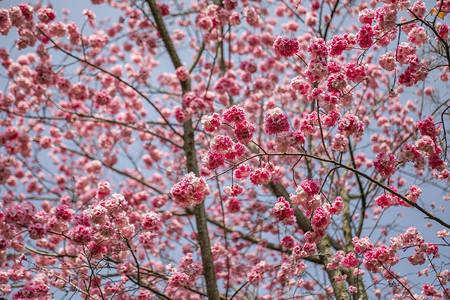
[375,5,397,31]
[169,271,189,288]
[223,105,246,124]
[201,113,221,132]
[55,204,75,222]
[437,229,449,238]
[306,59,328,83]
[142,211,161,230]
[338,112,365,140]
[422,284,439,296]
[223,184,243,197]
[28,223,46,240]
[272,197,295,225]
[202,150,225,170]
[273,35,299,58]
[407,27,429,47]
[0,9,12,36]
[248,269,262,285]
[379,52,396,71]
[417,116,440,138]
[171,172,208,207]
[264,107,290,135]
[409,1,427,19]
[234,164,251,180]
[290,179,321,211]
[173,106,192,123]
[139,231,157,249]
[311,206,331,231]
[438,23,449,40]
[396,42,416,65]
[234,120,256,144]
[331,133,348,152]
[307,37,328,59]
[345,63,366,83]
[274,131,305,153]
[37,8,56,24]
[352,236,373,254]
[244,6,260,27]
[176,66,189,81]
[356,24,374,49]
[305,12,317,27]
[280,235,295,250]
[327,72,347,93]
[374,153,396,178]
[329,35,348,56]
[358,8,375,24]
[290,75,310,94]
[86,205,108,224]
[249,167,271,185]
[225,197,241,213]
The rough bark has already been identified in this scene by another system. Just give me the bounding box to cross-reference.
[147,1,220,298]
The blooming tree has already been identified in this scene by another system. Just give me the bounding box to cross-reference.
[0,0,450,299]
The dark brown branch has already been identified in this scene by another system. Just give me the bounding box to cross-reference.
[146,1,220,299]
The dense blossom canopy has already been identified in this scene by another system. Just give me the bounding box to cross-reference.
[0,0,449,299]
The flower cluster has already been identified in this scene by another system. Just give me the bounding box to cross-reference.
[373,152,396,178]
[221,105,257,144]
[407,27,429,47]
[298,112,318,135]
[329,35,348,56]
[175,66,189,81]
[374,186,400,208]
[231,165,251,182]
[273,35,299,57]
[331,133,348,152]
[307,37,328,59]
[173,106,192,123]
[292,242,317,259]
[379,52,396,71]
[182,91,206,113]
[272,197,295,225]
[274,131,305,153]
[356,24,374,49]
[329,196,344,215]
[249,166,272,185]
[375,4,397,31]
[202,150,225,170]
[352,236,374,254]
[326,72,347,93]
[142,211,161,230]
[290,75,310,94]
[338,112,365,141]
[417,115,441,138]
[306,59,328,83]
[170,172,208,207]
[358,227,440,276]
[311,206,331,231]
[234,120,256,144]
[327,250,359,270]
[247,261,272,286]
[168,271,189,288]
[363,245,398,273]
[201,113,221,132]
[37,7,56,24]
[223,184,243,197]
[290,179,321,211]
[345,63,366,83]
[280,235,296,250]
[225,197,241,213]
[264,107,290,135]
